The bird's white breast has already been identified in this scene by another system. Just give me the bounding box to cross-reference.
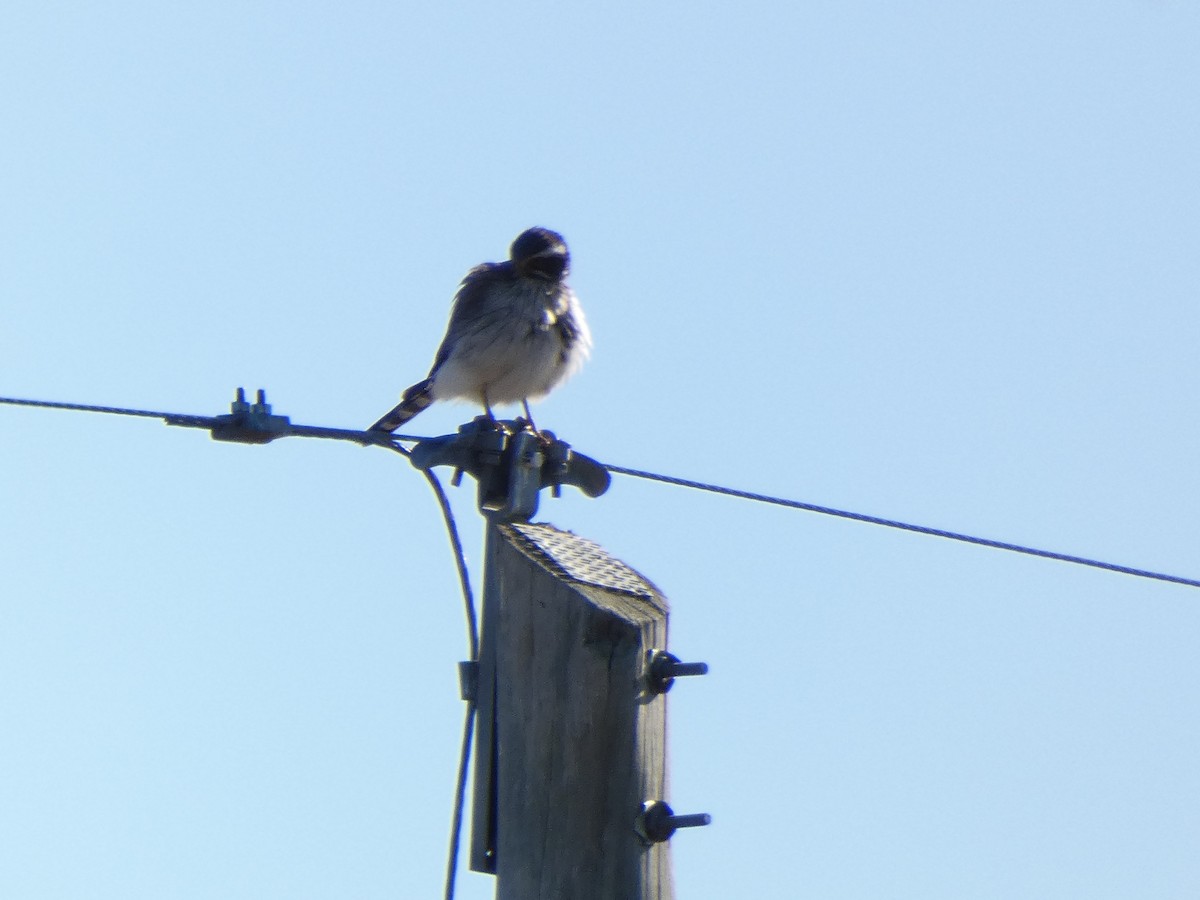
[430,280,590,407]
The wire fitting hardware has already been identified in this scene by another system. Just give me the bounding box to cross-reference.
[457,660,479,705]
[208,388,292,444]
[407,416,610,523]
[646,649,709,694]
[635,801,712,844]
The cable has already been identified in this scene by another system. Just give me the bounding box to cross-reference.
[384,443,478,900]
[421,466,476,900]
[0,394,212,424]
[3,392,481,896]
[444,702,476,900]
[605,464,1200,590]
[4,393,1195,589]
[0,395,428,445]
[384,445,479,660]
[7,388,1197,899]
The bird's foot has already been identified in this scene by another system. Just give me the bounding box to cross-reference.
[514,416,554,441]
[513,418,559,447]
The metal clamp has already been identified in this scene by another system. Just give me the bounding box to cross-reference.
[209,388,291,444]
[408,417,611,522]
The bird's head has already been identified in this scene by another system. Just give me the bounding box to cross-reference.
[511,227,570,282]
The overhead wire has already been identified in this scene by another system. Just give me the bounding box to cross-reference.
[0,395,478,898]
[1,393,1196,590]
[0,394,213,425]
[0,394,430,443]
[604,464,1200,590]
[3,390,1199,899]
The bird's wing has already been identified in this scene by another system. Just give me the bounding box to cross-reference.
[430,262,515,373]
[369,261,517,433]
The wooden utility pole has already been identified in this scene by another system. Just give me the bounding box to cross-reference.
[405,419,708,897]
[467,521,706,899]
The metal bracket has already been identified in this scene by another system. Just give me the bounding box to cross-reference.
[408,416,611,522]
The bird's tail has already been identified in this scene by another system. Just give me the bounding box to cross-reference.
[368,379,435,432]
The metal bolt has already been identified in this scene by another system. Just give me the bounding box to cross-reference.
[646,649,709,694]
[635,800,712,844]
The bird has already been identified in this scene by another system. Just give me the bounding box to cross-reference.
[369,227,591,433]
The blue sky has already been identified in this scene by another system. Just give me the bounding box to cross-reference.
[2,2,1198,897]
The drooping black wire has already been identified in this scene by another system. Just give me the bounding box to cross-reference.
[383,444,479,666]
[605,464,1200,590]
[1,394,483,896]
[384,443,477,900]
[443,702,476,900]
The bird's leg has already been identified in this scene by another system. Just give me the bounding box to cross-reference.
[481,388,499,428]
[521,399,538,434]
